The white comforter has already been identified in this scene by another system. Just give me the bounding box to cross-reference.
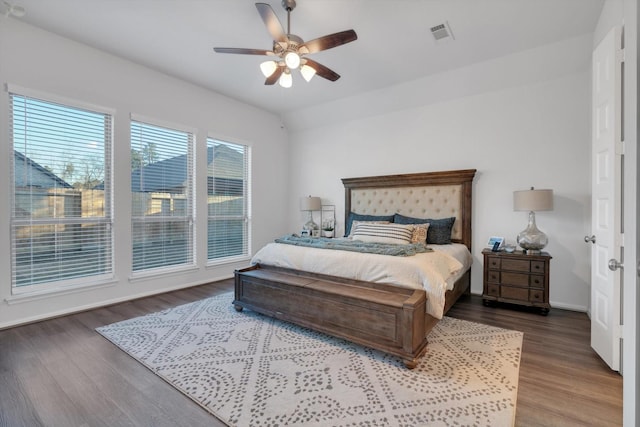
[250,242,472,319]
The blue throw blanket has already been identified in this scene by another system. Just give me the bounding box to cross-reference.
[274,234,432,257]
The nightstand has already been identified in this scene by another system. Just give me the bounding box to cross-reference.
[482,248,551,315]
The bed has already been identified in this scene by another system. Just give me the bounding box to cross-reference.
[234,169,476,368]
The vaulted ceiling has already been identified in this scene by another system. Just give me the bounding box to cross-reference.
[9,0,604,115]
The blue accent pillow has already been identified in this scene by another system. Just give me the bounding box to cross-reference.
[393,214,456,244]
[344,212,395,237]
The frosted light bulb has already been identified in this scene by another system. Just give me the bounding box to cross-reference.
[284,51,300,69]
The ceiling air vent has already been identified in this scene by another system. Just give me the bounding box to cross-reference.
[430,21,454,44]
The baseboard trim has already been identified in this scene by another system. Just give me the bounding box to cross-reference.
[470,291,587,313]
[0,273,233,330]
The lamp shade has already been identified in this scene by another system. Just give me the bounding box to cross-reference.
[300,64,316,82]
[278,70,292,88]
[300,196,321,211]
[513,188,553,212]
[260,60,277,78]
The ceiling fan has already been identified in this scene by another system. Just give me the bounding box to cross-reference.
[213,0,357,88]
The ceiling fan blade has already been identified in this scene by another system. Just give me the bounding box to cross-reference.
[255,3,287,43]
[300,29,357,54]
[303,58,340,81]
[264,66,284,85]
[213,47,276,56]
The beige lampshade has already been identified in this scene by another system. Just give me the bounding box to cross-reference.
[513,188,554,211]
[300,196,321,211]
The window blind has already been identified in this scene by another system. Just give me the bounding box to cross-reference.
[207,138,250,261]
[131,119,194,272]
[9,92,113,292]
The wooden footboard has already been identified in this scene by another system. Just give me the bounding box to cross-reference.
[234,264,429,368]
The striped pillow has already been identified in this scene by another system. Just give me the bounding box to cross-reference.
[352,223,415,245]
[347,220,390,237]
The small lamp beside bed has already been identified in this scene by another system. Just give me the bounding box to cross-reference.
[300,196,322,235]
[514,187,554,254]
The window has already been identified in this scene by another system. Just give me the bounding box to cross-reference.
[131,118,194,273]
[207,138,250,261]
[9,89,113,293]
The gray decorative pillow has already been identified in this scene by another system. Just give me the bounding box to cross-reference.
[394,214,456,244]
[345,212,395,237]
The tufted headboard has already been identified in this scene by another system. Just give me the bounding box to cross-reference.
[341,169,476,250]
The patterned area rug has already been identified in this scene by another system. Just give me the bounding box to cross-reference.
[97,293,523,427]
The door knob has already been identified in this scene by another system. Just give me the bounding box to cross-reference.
[608,258,623,271]
[584,235,596,244]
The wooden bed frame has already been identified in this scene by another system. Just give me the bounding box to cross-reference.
[234,169,476,368]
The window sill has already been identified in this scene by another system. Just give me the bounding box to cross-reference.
[5,278,118,305]
[206,255,252,268]
[129,264,200,283]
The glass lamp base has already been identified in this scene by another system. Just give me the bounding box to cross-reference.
[517,211,548,254]
[303,220,318,231]
[303,211,318,232]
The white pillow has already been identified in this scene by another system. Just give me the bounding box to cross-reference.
[352,223,415,245]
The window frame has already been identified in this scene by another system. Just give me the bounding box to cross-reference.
[8,85,115,296]
[129,114,196,277]
[206,136,251,265]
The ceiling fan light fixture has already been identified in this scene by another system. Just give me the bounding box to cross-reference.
[284,51,301,69]
[260,60,278,77]
[300,64,316,82]
[3,1,25,17]
[213,2,357,86]
[278,69,293,88]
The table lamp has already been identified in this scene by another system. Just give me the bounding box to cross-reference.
[513,187,553,254]
[300,196,321,232]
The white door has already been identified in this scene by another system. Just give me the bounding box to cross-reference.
[590,26,622,371]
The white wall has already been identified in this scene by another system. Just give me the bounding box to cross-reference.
[0,19,290,328]
[287,35,593,311]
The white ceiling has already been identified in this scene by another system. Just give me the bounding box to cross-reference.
[8,0,604,115]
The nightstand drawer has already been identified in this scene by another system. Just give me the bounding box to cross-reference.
[486,257,501,269]
[501,258,530,272]
[501,286,529,301]
[530,275,545,288]
[530,289,544,302]
[486,284,500,297]
[487,271,500,283]
[501,272,530,287]
[531,261,545,273]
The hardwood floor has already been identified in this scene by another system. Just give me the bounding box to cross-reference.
[447,296,622,426]
[0,280,622,427]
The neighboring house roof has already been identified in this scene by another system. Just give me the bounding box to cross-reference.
[130,153,188,193]
[13,151,73,189]
[131,144,244,193]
